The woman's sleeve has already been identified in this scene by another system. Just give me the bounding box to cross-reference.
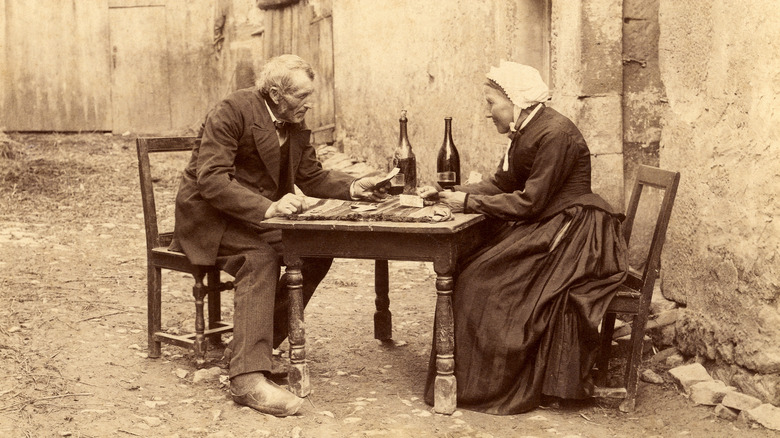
[453,174,505,196]
[464,131,579,220]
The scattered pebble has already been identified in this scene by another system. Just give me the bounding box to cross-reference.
[142,416,162,427]
[641,369,665,384]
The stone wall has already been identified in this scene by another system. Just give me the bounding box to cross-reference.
[657,0,780,404]
[331,0,623,208]
[332,0,556,189]
[549,0,624,210]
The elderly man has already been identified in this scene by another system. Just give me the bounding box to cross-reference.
[171,54,385,416]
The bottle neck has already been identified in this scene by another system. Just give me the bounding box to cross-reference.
[398,119,412,156]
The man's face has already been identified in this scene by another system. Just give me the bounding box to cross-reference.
[483,85,514,134]
[272,70,315,124]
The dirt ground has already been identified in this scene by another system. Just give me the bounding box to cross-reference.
[0,133,775,438]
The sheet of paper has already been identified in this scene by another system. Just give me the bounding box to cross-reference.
[399,194,424,208]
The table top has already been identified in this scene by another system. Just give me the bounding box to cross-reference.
[259,212,485,234]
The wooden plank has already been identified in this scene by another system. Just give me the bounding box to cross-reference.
[3,0,111,131]
[315,15,335,140]
[261,0,335,143]
[109,5,171,134]
[164,1,215,132]
[0,0,6,125]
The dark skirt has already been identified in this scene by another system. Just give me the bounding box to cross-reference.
[424,205,628,415]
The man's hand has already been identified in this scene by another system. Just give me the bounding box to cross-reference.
[437,190,467,213]
[352,176,389,202]
[265,193,306,218]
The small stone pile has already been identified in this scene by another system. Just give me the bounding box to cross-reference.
[668,362,780,431]
[317,144,380,179]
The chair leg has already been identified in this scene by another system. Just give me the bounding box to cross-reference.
[596,313,616,387]
[147,265,163,358]
[206,270,222,345]
[192,271,208,366]
[621,313,649,413]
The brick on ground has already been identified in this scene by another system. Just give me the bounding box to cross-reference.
[742,403,780,431]
[668,363,712,392]
[721,391,763,411]
[689,380,732,405]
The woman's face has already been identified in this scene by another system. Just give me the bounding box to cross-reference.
[483,85,514,134]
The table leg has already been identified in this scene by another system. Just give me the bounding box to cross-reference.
[285,259,310,397]
[433,273,456,414]
[374,259,392,340]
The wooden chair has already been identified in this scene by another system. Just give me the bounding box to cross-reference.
[595,165,680,412]
[136,137,234,365]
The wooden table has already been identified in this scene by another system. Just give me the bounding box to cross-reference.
[259,213,488,414]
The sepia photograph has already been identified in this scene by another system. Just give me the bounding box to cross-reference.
[1,0,778,437]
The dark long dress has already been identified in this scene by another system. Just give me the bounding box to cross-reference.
[424,105,628,415]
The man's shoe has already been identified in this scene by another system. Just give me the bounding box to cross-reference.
[230,372,304,417]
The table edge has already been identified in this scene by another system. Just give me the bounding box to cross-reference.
[257,213,486,234]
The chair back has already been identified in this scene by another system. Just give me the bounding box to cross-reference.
[136,137,199,252]
[621,164,680,305]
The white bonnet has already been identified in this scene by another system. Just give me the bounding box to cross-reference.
[486,61,549,109]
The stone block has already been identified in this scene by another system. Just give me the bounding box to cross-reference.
[668,363,712,392]
[743,404,780,431]
[689,380,731,406]
[722,391,763,412]
[640,369,664,384]
[624,0,658,20]
[577,96,623,155]
[714,404,739,421]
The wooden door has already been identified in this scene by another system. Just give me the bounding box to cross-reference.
[108,0,171,134]
[1,0,111,131]
[264,0,336,144]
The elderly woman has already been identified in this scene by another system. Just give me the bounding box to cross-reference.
[420,61,628,414]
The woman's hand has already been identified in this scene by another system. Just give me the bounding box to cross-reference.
[265,193,306,218]
[437,190,467,213]
[416,185,441,200]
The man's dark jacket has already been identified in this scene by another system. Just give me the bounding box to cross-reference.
[172,88,354,265]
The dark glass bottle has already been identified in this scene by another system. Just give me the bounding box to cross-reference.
[436,117,460,189]
[389,110,417,195]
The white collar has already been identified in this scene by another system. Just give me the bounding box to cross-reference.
[264,98,288,146]
[264,98,280,125]
[508,103,543,137]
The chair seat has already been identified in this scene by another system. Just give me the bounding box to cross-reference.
[605,285,642,315]
[151,246,202,273]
